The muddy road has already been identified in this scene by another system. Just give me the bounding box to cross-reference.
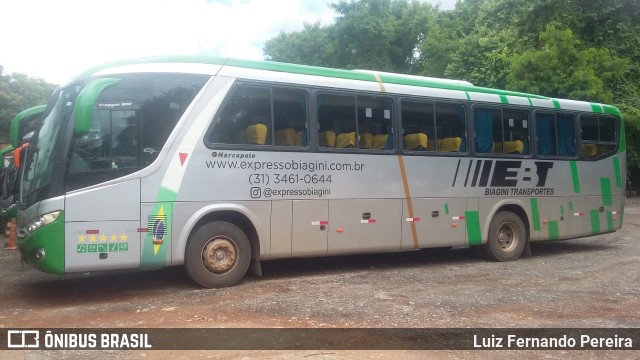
[1,202,639,359]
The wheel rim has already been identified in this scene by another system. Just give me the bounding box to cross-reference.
[202,237,238,274]
[496,222,518,252]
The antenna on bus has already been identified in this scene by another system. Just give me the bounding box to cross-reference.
[352,69,474,87]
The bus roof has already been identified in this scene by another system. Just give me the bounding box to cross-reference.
[10,104,46,148]
[78,55,621,117]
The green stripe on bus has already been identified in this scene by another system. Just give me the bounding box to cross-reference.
[142,186,178,266]
[548,221,559,240]
[527,98,533,106]
[552,99,561,109]
[600,178,612,206]
[444,203,450,215]
[590,209,601,234]
[229,58,377,82]
[499,94,509,104]
[590,103,604,113]
[465,211,482,245]
[530,198,541,231]
[465,92,471,100]
[606,212,614,232]
[618,116,626,153]
[570,161,580,193]
[569,201,574,212]
[613,157,622,188]
[560,205,564,216]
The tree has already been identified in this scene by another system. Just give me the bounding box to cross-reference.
[264,23,337,67]
[264,0,433,73]
[0,66,57,143]
[507,25,628,102]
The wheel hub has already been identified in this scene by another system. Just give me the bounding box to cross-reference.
[497,222,517,252]
[203,238,237,274]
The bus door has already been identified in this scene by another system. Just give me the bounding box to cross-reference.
[64,93,144,272]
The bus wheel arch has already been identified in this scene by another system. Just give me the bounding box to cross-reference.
[184,210,259,288]
[482,204,529,262]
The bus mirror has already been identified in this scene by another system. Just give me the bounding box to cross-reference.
[73,78,121,135]
[10,105,46,148]
[0,146,14,162]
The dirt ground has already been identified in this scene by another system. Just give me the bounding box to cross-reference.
[1,200,639,359]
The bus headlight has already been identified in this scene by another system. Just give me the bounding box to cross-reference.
[25,211,61,235]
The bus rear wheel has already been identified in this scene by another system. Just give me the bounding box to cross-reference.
[185,221,251,288]
[482,211,526,262]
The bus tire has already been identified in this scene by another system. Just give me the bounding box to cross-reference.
[185,221,251,288]
[482,211,526,262]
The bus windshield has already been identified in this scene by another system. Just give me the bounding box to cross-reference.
[22,85,80,207]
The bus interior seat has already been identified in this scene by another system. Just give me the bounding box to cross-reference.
[494,140,523,154]
[246,124,268,145]
[596,145,614,155]
[319,130,336,147]
[359,132,373,149]
[403,133,427,151]
[275,128,296,146]
[438,137,461,152]
[336,132,356,148]
[372,133,390,150]
[295,129,308,146]
[581,144,597,157]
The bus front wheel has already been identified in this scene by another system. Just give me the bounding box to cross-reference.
[185,221,251,288]
[482,211,526,262]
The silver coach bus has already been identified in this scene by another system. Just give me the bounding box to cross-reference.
[17,57,625,288]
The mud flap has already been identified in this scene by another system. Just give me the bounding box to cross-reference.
[250,259,262,277]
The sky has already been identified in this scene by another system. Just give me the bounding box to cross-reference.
[2,0,456,85]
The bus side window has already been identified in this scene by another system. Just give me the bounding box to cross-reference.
[357,96,392,151]
[274,89,308,147]
[475,107,529,156]
[556,115,576,156]
[502,109,530,155]
[474,108,496,154]
[435,103,466,152]
[210,86,272,145]
[317,94,356,149]
[401,101,433,152]
[536,112,576,157]
[580,115,616,158]
[536,113,555,156]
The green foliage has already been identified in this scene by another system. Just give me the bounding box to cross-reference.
[265,0,433,73]
[507,25,628,102]
[264,23,337,67]
[0,66,57,143]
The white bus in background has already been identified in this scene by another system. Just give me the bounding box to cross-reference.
[17,57,625,288]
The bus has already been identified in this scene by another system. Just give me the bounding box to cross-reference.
[17,56,625,288]
[2,105,45,221]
